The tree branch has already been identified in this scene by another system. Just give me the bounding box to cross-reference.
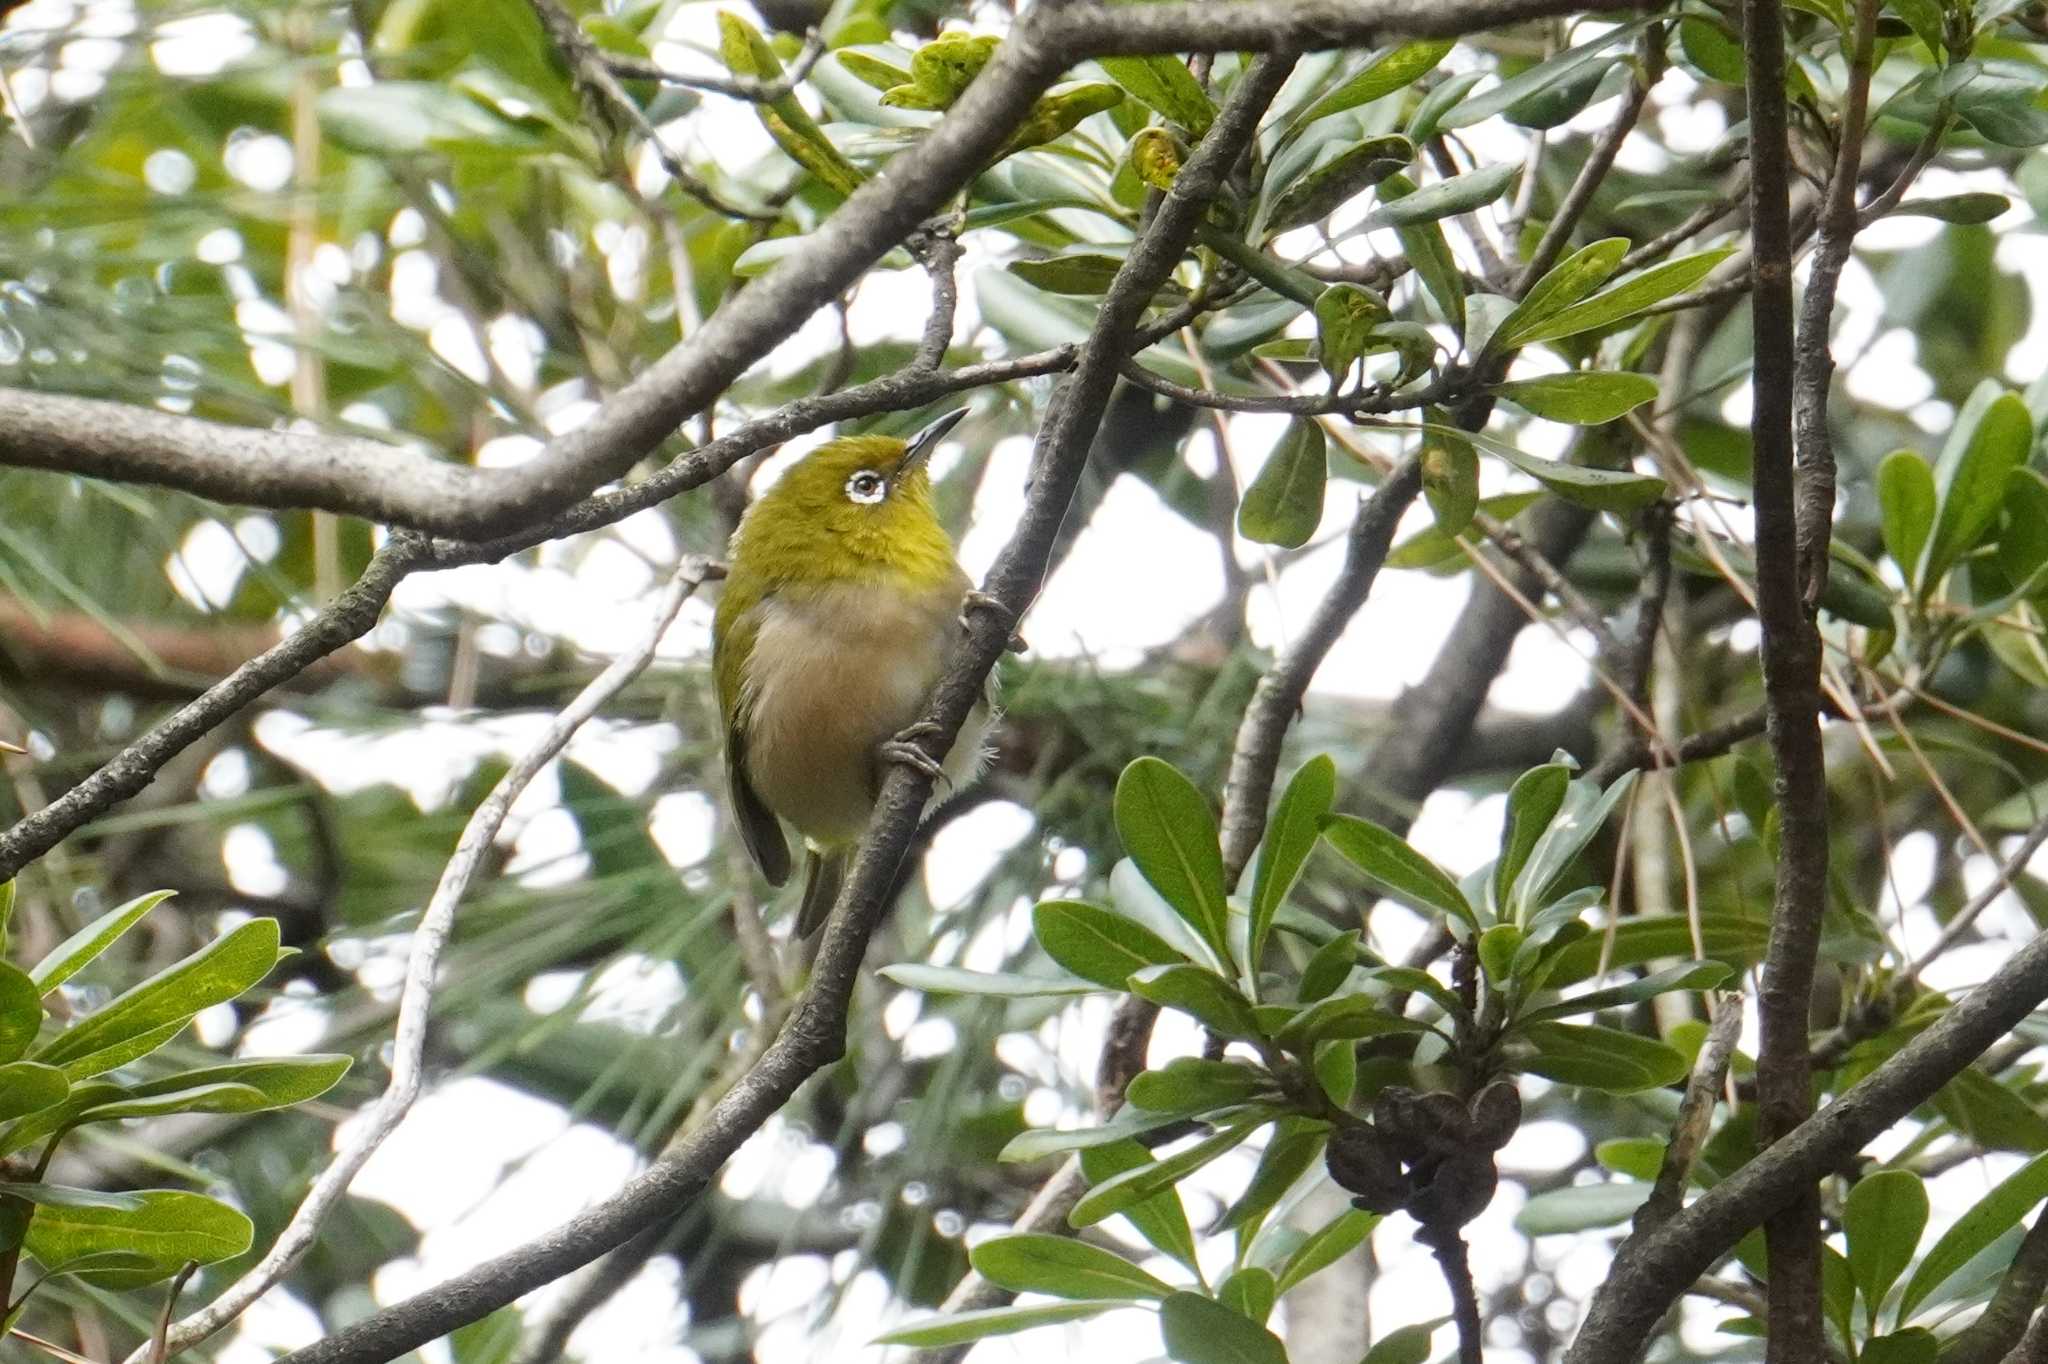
[1742,0,1832,1352]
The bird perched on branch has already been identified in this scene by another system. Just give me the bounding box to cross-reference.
[713,409,1007,936]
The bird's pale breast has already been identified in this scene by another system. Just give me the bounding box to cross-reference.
[737,580,988,844]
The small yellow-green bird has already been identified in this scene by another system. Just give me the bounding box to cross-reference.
[713,409,997,935]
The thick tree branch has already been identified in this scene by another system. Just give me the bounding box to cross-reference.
[1947,1213,2048,1364]
[268,52,1301,1364]
[1742,0,1831,1353]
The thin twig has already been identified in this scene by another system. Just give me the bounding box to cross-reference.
[1635,997,1742,1230]
[604,30,827,103]
[132,557,716,1363]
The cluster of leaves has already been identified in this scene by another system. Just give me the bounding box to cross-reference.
[0,883,346,1328]
[879,753,1728,1359]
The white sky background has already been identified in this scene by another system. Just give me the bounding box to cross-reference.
[10,0,2048,1360]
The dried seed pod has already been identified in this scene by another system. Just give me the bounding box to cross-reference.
[1468,1081,1523,1150]
[1408,1151,1499,1229]
[1326,1123,1411,1215]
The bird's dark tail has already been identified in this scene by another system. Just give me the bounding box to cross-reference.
[796,846,848,938]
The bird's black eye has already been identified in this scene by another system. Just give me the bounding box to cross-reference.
[845,470,886,504]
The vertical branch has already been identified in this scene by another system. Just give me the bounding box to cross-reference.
[1791,0,1877,605]
[1743,0,1832,1357]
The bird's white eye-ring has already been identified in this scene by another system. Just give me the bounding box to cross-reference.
[845,470,886,504]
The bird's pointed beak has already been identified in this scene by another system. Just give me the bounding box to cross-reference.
[895,408,968,479]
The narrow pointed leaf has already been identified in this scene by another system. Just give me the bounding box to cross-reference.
[873,1301,1121,1347]
[1116,758,1232,961]
[1503,248,1736,347]
[1035,900,1190,990]
[1357,162,1517,232]
[1297,40,1456,125]
[1320,815,1476,928]
[969,1232,1175,1301]
[1099,55,1214,134]
[29,891,174,994]
[1492,371,1659,425]
[1250,756,1337,965]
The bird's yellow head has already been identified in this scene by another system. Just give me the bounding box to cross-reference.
[729,409,967,589]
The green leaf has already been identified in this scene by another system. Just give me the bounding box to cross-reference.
[1516,1022,1688,1093]
[1490,239,1629,353]
[1001,1106,1206,1162]
[1274,995,1431,1051]
[1314,285,1392,384]
[1846,1169,1927,1314]
[1518,961,1733,1024]
[1081,1140,1202,1271]
[718,12,861,194]
[1477,924,1523,984]
[1216,1118,1328,1233]
[1299,929,1363,1002]
[0,882,14,956]
[1099,55,1214,135]
[877,964,1098,997]
[33,918,280,1076]
[1903,1155,2048,1321]
[1861,1330,1938,1364]
[1267,136,1416,234]
[1129,965,1264,1040]
[835,49,911,91]
[1677,15,1747,84]
[1239,417,1329,549]
[1250,756,1338,967]
[119,1055,351,1110]
[0,1184,143,1212]
[1434,428,1665,515]
[1931,1065,2048,1153]
[1384,179,1466,332]
[23,1189,252,1288]
[1273,1207,1379,1295]
[1885,193,2011,224]
[1440,25,1639,129]
[1386,491,1544,571]
[1500,248,1736,348]
[1008,254,1129,297]
[1363,1320,1448,1364]
[1878,450,1937,584]
[1493,765,1572,911]
[1321,815,1477,928]
[1421,430,1479,535]
[1546,913,1771,988]
[1357,162,1518,232]
[1116,758,1232,962]
[1492,371,1659,425]
[0,965,42,1067]
[969,1233,1174,1301]
[51,1082,270,1124]
[1595,1138,1666,1181]
[1297,40,1455,126]
[1886,0,1944,56]
[0,1064,65,1123]
[873,1302,1121,1347]
[1126,1058,1279,1114]
[1035,900,1190,990]
[1069,1123,1260,1228]
[1218,1267,1277,1324]
[1159,1290,1288,1364]
[1921,384,2032,595]
[28,890,174,994]
[1514,1181,1652,1234]
[1510,772,1638,920]
[999,82,1125,159]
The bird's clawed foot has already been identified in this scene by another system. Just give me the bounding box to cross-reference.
[883,723,952,787]
[961,590,1027,653]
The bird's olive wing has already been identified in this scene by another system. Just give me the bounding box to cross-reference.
[714,596,793,886]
